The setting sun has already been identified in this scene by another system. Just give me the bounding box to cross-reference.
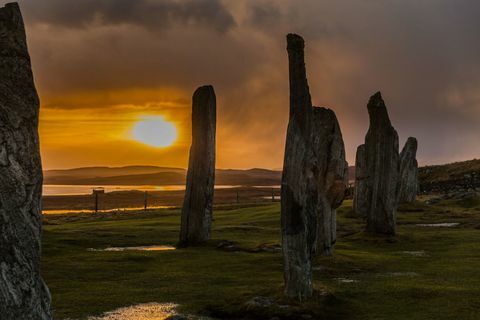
[132,116,178,148]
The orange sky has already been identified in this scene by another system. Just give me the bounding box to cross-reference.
[8,0,480,169]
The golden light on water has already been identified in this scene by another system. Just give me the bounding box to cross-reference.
[132,116,178,148]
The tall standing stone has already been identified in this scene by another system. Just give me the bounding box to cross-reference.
[281,34,317,300]
[398,137,418,203]
[353,144,368,217]
[0,3,52,319]
[311,107,348,256]
[179,85,216,246]
[364,92,400,235]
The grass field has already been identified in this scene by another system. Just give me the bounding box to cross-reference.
[42,198,480,319]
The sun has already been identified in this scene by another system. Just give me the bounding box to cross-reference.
[132,116,178,148]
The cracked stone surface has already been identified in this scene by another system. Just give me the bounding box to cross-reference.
[179,85,216,246]
[311,107,348,256]
[0,3,51,319]
[353,144,368,217]
[363,92,400,235]
[281,33,317,300]
[399,137,418,203]
[281,33,347,299]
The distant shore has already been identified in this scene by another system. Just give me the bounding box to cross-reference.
[42,186,280,214]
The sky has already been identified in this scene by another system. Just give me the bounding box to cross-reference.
[4,0,480,170]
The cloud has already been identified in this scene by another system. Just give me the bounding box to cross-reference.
[19,0,236,32]
[3,0,479,168]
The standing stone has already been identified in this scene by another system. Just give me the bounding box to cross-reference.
[179,85,216,246]
[353,144,368,217]
[364,92,400,235]
[281,34,317,300]
[311,107,348,256]
[398,137,418,203]
[0,3,52,319]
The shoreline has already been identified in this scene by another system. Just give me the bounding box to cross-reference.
[42,186,280,213]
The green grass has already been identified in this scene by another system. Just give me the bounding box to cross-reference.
[42,200,480,319]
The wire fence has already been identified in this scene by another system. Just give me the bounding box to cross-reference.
[42,187,281,214]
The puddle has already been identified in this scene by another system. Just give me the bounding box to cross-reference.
[43,206,174,215]
[335,278,358,283]
[84,302,216,320]
[402,250,427,257]
[88,245,176,252]
[416,223,459,227]
[86,303,178,320]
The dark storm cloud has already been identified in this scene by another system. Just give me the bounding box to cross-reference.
[20,0,235,32]
[247,2,283,29]
[239,0,480,165]
[3,0,479,167]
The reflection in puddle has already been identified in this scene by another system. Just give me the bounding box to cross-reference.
[336,278,358,283]
[416,223,459,227]
[88,245,176,252]
[87,302,178,320]
[43,206,174,215]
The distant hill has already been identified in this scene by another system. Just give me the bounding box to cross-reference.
[45,160,478,187]
[44,166,282,186]
[419,159,480,183]
[45,166,184,179]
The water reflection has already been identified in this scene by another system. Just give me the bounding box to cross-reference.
[87,302,178,320]
[416,223,459,227]
[43,184,241,196]
[88,245,176,252]
[42,206,174,215]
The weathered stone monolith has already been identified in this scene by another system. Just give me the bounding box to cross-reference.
[353,144,368,217]
[281,33,317,300]
[0,3,52,319]
[179,86,216,246]
[364,92,400,235]
[311,107,348,256]
[398,137,418,203]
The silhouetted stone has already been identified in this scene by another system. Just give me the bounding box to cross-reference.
[364,92,400,235]
[0,3,52,319]
[179,86,216,246]
[281,33,317,300]
[311,107,348,256]
[399,137,418,203]
[353,144,368,217]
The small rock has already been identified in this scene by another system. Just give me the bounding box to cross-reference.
[216,240,240,252]
[245,296,276,309]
